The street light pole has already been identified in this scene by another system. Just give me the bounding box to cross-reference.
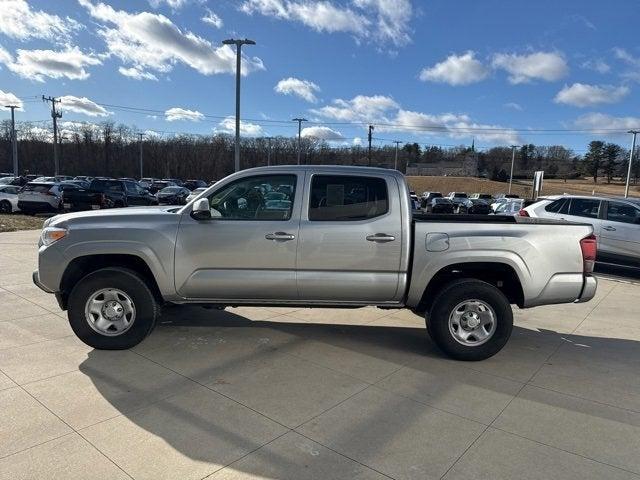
[508,145,518,194]
[292,118,307,165]
[222,38,256,172]
[5,105,18,176]
[625,130,639,198]
[138,133,144,179]
[393,140,401,170]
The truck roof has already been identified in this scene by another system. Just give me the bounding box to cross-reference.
[234,165,406,178]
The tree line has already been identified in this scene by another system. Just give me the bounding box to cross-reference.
[0,120,636,184]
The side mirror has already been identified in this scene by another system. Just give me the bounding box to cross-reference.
[190,198,211,221]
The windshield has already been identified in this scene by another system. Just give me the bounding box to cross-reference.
[159,187,182,193]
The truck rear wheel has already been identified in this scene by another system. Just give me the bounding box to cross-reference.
[426,279,512,361]
[67,268,159,349]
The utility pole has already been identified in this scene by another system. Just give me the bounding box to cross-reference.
[266,137,273,166]
[42,96,62,175]
[508,144,518,194]
[625,130,639,198]
[367,125,374,166]
[222,38,256,172]
[138,133,144,179]
[292,118,307,165]
[5,105,18,176]
[393,140,401,170]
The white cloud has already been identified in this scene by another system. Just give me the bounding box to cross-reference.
[148,0,190,9]
[0,46,101,82]
[79,0,264,77]
[574,113,640,135]
[0,0,81,43]
[352,136,362,145]
[0,89,23,110]
[390,109,521,145]
[312,93,520,144]
[554,83,629,107]
[581,59,610,74]
[274,77,320,102]
[503,102,523,111]
[492,51,568,84]
[59,95,111,117]
[419,51,488,86]
[311,94,399,122]
[240,0,412,46]
[119,66,158,81]
[301,126,344,140]
[614,47,640,82]
[218,116,265,136]
[165,107,205,122]
[202,8,223,28]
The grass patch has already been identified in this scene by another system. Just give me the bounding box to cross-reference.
[0,214,46,232]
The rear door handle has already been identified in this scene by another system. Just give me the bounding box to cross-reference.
[602,226,616,231]
[265,232,295,241]
[366,233,396,243]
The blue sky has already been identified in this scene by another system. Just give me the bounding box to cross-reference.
[0,0,639,153]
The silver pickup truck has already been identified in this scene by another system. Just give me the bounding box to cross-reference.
[33,166,597,360]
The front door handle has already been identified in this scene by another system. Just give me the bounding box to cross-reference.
[366,233,396,243]
[602,226,616,231]
[265,232,296,241]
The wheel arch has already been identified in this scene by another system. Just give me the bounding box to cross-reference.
[59,254,163,310]
[415,261,525,313]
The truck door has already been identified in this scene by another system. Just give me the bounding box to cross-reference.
[297,173,403,302]
[174,173,302,300]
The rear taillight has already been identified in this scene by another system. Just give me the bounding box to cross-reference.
[518,208,529,217]
[580,234,597,273]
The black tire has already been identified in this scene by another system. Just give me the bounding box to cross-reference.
[426,278,513,361]
[0,200,11,213]
[67,267,159,349]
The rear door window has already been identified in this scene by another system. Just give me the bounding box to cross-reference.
[545,198,568,213]
[309,175,388,221]
[606,201,640,224]
[568,198,600,219]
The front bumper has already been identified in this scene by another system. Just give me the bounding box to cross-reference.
[32,270,53,293]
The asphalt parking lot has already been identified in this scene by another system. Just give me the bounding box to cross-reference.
[1,229,639,480]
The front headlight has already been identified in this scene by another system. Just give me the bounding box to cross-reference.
[41,226,68,246]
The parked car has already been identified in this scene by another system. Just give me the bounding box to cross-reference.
[420,191,442,209]
[156,186,191,205]
[470,193,494,201]
[490,197,509,212]
[149,180,176,194]
[0,176,18,185]
[495,193,520,199]
[17,182,62,214]
[34,165,597,361]
[492,199,525,216]
[73,176,93,182]
[427,197,455,214]
[138,178,158,189]
[62,178,158,211]
[162,178,184,187]
[0,184,21,213]
[32,176,56,183]
[185,187,207,203]
[54,175,74,182]
[183,179,208,191]
[523,195,640,268]
[458,198,492,214]
[409,191,420,210]
[447,192,468,199]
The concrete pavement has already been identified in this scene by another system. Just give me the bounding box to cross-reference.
[0,229,639,480]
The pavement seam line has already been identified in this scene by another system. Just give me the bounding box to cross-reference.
[0,376,136,479]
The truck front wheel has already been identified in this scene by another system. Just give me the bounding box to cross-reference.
[67,268,159,349]
[427,279,513,361]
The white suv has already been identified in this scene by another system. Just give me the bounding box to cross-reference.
[17,182,62,214]
[524,195,640,268]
